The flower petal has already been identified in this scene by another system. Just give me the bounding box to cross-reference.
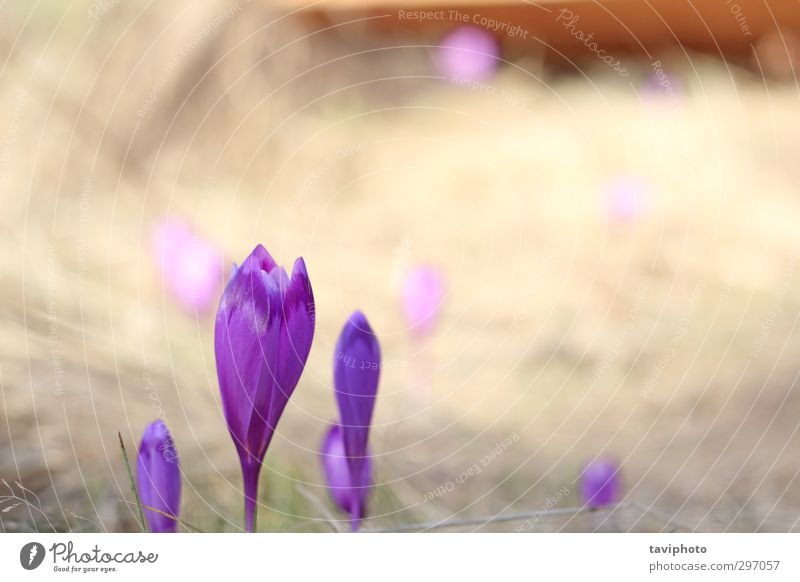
[320,424,353,513]
[215,251,282,462]
[264,257,315,430]
[250,243,278,273]
[320,423,372,530]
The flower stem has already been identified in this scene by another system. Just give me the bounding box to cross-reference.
[242,460,262,533]
[350,495,362,532]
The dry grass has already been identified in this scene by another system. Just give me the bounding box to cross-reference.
[1,1,800,532]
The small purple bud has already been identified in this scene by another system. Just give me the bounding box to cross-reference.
[580,458,620,508]
[136,420,181,533]
[401,265,445,338]
[436,26,500,83]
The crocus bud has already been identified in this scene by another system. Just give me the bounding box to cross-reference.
[214,244,315,532]
[136,420,181,533]
[322,311,381,531]
[580,458,620,508]
[152,218,224,313]
[401,265,445,338]
[436,26,500,83]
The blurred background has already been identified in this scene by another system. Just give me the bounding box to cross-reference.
[2,0,800,532]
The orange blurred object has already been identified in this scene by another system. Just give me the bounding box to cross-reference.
[279,0,800,73]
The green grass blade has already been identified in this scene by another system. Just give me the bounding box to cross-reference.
[118,432,147,532]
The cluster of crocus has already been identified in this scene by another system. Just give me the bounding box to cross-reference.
[214,245,315,532]
[580,458,620,509]
[137,238,631,533]
[320,311,381,531]
[136,420,181,532]
[152,218,224,313]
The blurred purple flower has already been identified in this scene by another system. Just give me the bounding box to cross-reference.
[436,26,500,82]
[401,265,445,338]
[604,175,651,224]
[136,420,181,533]
[642,68,684,105]
[321,311,381,531]
[215,244,315,532]
[152,218,224,313]
[580,458,620,508]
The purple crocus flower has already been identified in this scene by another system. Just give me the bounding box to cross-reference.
[436,26,500,83]
[321,311,380,531]
[604,175,651,225]
[136,420,181,533]
[580,458,620,508]
[401,265,445,338]
[214,244,315,532]
[152,218,224,313]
